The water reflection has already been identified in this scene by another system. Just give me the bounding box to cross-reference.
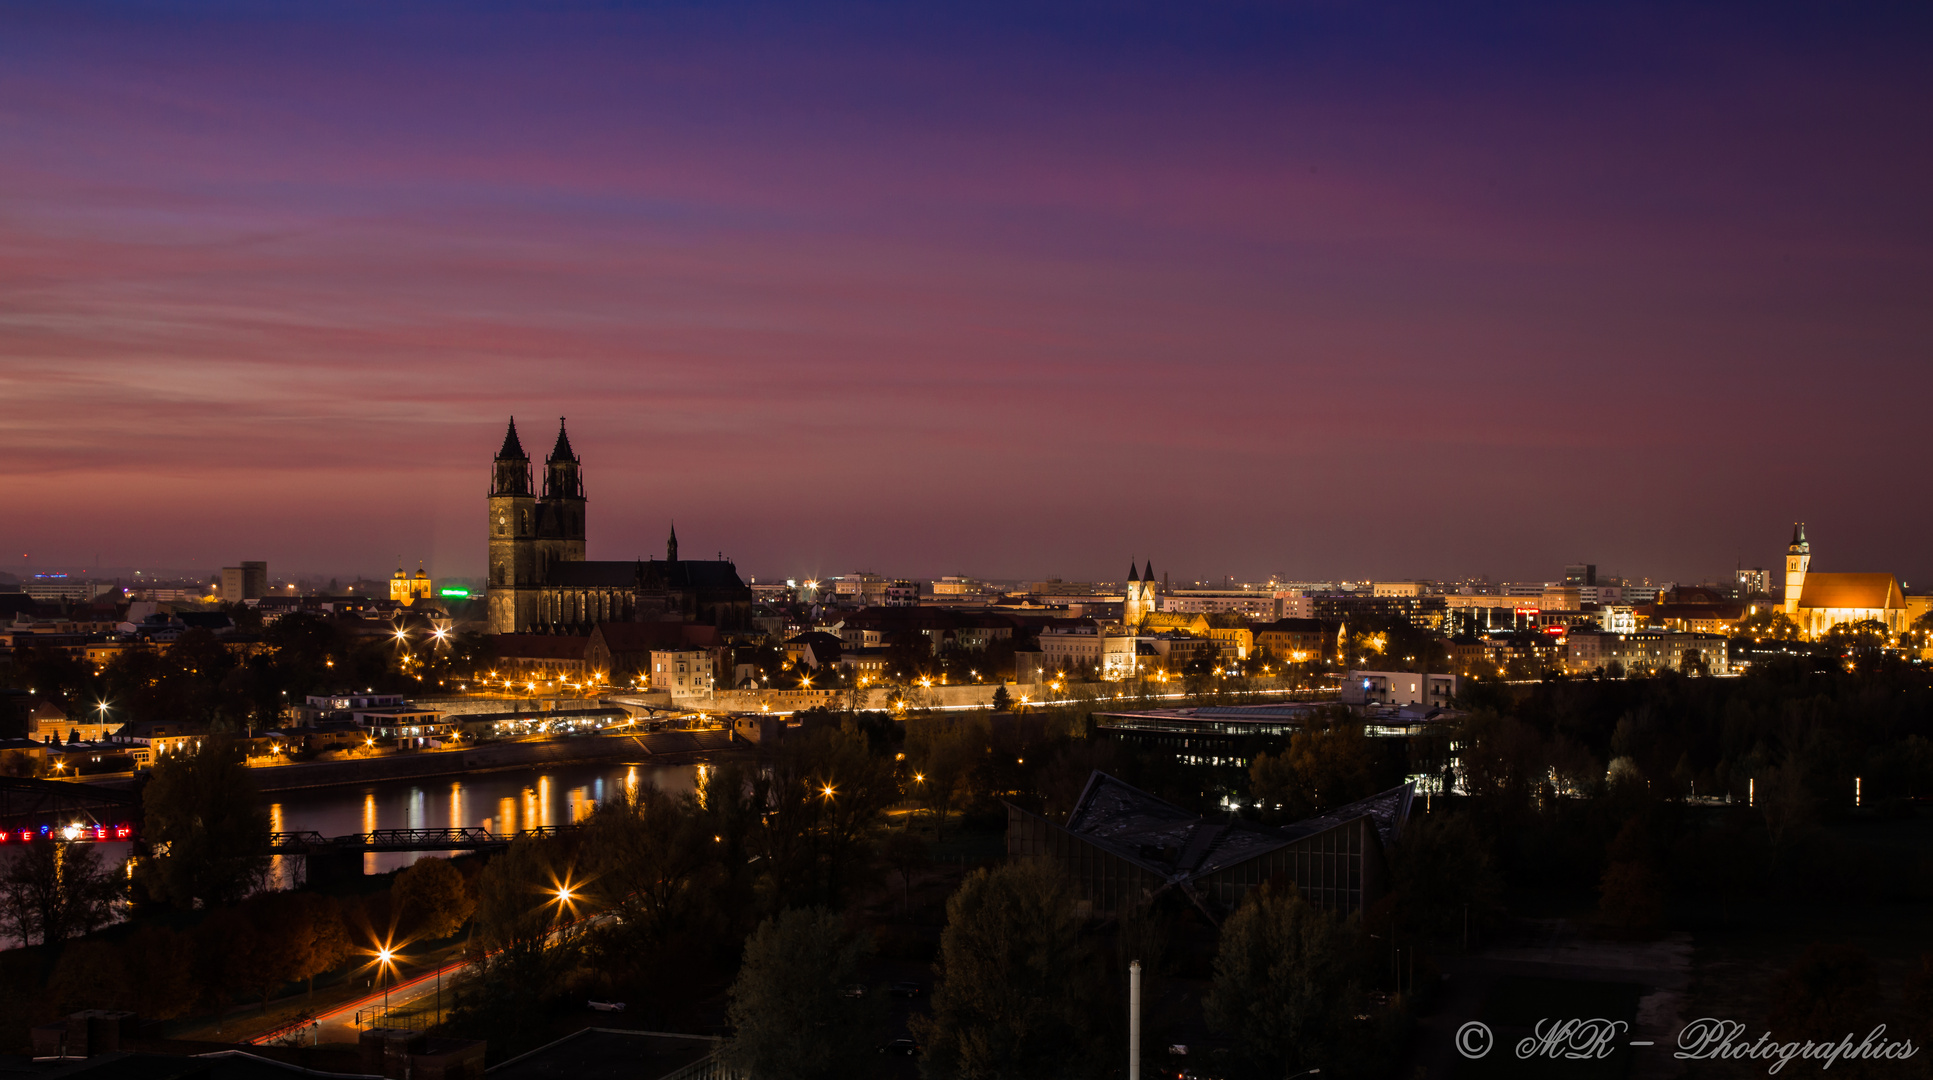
[267,760,698,875]
[362,792,379,874]
[269,801,289,889]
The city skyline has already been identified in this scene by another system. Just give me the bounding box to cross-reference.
[4,2,1931,582]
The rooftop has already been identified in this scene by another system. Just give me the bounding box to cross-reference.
[1053,770,1415,884]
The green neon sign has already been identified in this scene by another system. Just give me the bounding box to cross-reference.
[440,588,471,598]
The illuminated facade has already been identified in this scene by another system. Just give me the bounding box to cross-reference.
[1123,561,1157,627]
[389,562,434,604]
[1779,523,1909,637]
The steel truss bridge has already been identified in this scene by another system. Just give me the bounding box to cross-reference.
[267,824,576,854]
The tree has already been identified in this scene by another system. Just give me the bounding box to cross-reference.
[294,893,352,997]
[240,889,350,1005]
[1597,859,1664,934]
[1203,886,1365,1079]
[879,829,928,920]
[467,832,580,1035]
[904,715,985,842]
[1249,709,1384,820]
[47,940,128,1012]
[196,904,272,1020]
[122,924,198,1019]
[749,721,899,910]
[0,835,120,945]
[722,907,881,1080]
[394,857,473,940]
[1768,944,1877,1041]
[1821,619,1890,655]
[990,685,1012,713]
[580,785,721,965]
[1737,608,1801,641]
[139,735,271,907]
[1388,812,1502,943]
[915,861,1099,1080]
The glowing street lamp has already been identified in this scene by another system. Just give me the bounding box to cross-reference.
[372,945,400,1011]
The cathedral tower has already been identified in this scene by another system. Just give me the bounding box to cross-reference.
[487,418,538,634]
[534,418,588,583]
[1783,522,1810,615]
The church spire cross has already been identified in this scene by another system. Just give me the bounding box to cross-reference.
[668,522,679,563]
[549,417,577,462]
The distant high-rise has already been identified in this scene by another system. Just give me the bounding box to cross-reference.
[1563,563,1596,587]
[220,561,267,603]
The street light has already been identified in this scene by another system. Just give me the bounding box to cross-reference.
[373,946,399,1013]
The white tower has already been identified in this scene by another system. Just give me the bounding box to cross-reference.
[1782,522,1810,616]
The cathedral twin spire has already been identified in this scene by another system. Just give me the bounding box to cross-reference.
[492,417,583,498]
[495,416,577,464]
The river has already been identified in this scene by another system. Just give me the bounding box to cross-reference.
[266,759,702,879]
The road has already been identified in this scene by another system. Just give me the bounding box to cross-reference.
[265,915,613,1047]
[255,957,469,1046]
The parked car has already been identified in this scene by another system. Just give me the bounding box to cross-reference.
[587,1001,626,1013]
[889,981,923,998]
[842,983,868,999]
[878,1038,920,1056]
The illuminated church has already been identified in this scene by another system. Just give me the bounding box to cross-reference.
[486,418,751,635]
[1781,523,1909,637]
[389,562,434,605]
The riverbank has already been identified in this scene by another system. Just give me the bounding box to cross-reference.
[241,729,734,793]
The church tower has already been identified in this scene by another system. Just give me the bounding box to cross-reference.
[1783,522,1810,615]
[487,418,538,635]
[1123,560,1157,628]
[534,418,588,582]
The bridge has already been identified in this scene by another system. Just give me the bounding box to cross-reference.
[0,776,139,836]
[267,824,576,855]
[273,824,583,884]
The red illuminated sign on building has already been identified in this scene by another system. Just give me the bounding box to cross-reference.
[0,823,134,843]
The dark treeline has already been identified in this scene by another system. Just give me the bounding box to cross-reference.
[1,613,492,742]
[1435,657,1933,912]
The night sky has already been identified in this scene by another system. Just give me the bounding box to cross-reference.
[3,2,1930,586]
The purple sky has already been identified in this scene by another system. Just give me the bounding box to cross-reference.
[3,2,1930,586]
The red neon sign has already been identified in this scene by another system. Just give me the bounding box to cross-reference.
[0,823,134,843]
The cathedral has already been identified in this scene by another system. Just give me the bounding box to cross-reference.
[485,418,751,635]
